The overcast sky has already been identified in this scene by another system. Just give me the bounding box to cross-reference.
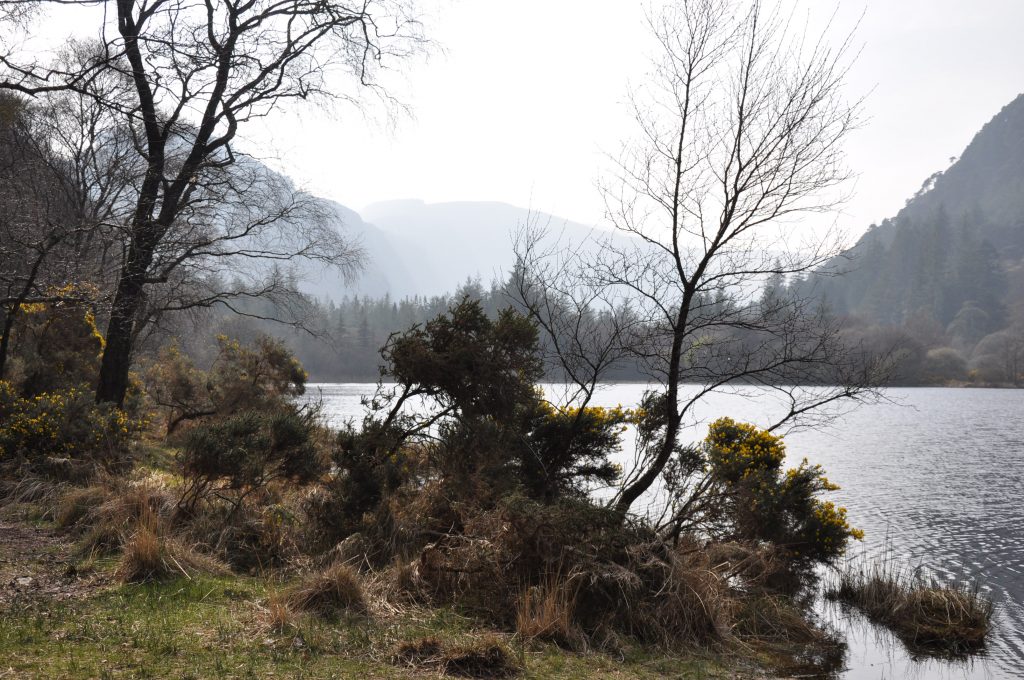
[241,0,1024,242]
[30,0,1024,242]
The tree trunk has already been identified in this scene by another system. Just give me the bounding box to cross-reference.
[0,307,13,380]
[95,242,153,405]
[0,248,49,381]
[614,316,687,514]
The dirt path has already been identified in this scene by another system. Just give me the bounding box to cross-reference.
[0,517,107,607]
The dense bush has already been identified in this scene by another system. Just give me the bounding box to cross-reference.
[4,289,104,396]
[0,381,137,476]
[317,299,631,556]
[920,347,968,383]
[178,407,326,514]
[702,417,863,564]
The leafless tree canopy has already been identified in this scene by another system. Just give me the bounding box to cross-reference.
[514,0,889,519]
[0,0,426,404]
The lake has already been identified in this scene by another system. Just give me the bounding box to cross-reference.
[303,383,1024,679]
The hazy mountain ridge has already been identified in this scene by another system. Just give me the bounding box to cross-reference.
[303,199,620,301]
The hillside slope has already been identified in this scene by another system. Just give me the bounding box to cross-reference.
[805,93,1024,343]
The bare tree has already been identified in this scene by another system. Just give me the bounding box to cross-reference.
[0,0,426,405]
[514,0,888,519]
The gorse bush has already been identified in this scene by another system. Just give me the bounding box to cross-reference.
[319,299,632,554]
[702,417,863,564]
[178,406,326,513]
[0,381,138,476]
[5,287,104,397]
[521,402,628,501]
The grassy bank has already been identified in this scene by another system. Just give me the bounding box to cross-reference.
[0,482,845,679]
[0,552,748,679]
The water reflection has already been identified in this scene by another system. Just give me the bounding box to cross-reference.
[302,383,1024,679]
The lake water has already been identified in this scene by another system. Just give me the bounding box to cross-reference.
[303,383,1024,679]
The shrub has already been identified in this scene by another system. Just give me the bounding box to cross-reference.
[921,347,968,383]
[415,495,733,647]
[146,334,308,434]
[178,406,326,514]
[5,288,104,397]
[0,381,138,476]
[519,402,628,501]
[185,487,309,570]
[317,300,631,554]
[702,417,863,564]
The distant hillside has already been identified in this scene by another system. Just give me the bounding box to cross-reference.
[802,93,1024,349]
[302,199,620,301]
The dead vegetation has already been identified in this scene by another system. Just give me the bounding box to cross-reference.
[391,635,519,678]
[514,572,581,649]
[116,523,229,583]
[407,497,742,649]
[281,562,367,617]
[826,556,994,656]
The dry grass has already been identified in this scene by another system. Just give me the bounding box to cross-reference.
[734,594,824,644]
[441,636,519,678]
[116,522,230,583]
[413,502,738,649]
[391,636,443,667]
[57,478,175,557]
[514,572,580,648]
[182,486,310,571]
[0,476,68,516]
[389,635,519,678]
[377,558,429,605]
[283,562,367,617]
[55,484,112,528]
[264,592,299,633]
[827,557,994,655]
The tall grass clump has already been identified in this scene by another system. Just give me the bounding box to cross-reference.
[514,571,581,648]
[282,562,367,617]
[826,556,994,655]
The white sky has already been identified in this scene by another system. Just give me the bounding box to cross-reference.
[250,0,1024,242]
[23,0,1024,242]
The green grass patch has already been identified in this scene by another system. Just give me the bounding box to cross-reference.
[0,573,741,679]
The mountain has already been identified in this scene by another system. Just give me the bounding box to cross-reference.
[298,200,420,301]
[802,93,1024,350]
[302,199,618,301]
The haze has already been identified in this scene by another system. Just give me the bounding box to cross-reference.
[240,0,1024,240]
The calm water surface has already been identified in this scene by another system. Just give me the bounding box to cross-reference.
[304,383,1024,679]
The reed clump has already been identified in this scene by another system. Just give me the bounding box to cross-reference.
[826,557,994,655]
